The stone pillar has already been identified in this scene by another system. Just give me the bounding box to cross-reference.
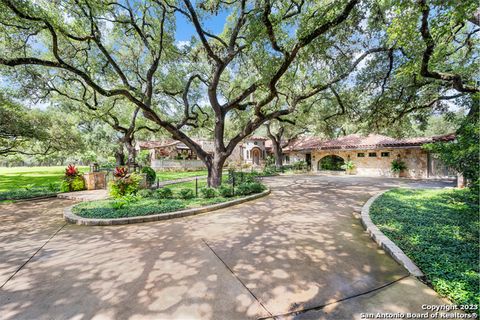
[83,172,107,190]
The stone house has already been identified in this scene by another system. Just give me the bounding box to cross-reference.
[284,133,456,179]
[239,136,268,166]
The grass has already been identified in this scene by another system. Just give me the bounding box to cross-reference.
[0,166,89,191]
[369,188,479,311]
[155,170,208,181]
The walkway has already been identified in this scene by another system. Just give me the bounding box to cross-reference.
[0,175,456,319]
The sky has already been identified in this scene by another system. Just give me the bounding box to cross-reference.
[174,9,230,42]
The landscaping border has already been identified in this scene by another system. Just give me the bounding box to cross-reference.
[64,188,270,226]
[359,189,425,278]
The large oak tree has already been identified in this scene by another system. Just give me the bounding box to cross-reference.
[0,0,477,186]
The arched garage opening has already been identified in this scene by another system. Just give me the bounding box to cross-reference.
[318,155,345,171]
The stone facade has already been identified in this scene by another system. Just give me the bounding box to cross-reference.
[311,147,429,179]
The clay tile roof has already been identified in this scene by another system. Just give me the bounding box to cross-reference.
[318,134,397,150]
[247,136,268,141]
[283,133,456,152]
[284,136,324,151]
[137,139,180,149]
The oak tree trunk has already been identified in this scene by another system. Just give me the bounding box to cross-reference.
[273,142,283,169]
[206,156,226,188]
[115,147,125,166]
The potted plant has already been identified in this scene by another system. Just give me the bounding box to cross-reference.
[341,160,356,175]
[391,159,407,178]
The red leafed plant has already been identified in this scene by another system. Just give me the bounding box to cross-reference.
[65,164,79,177]
[113,167,128,178]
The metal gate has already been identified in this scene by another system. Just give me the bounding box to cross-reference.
[427,153,456,178]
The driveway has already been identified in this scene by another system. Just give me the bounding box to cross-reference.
[0,175,455,320]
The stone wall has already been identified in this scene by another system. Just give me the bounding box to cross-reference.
[311,147,429,179]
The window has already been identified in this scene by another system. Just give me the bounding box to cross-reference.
[357,153,365,157]
[254,141,258,145]
[381,152,390,157]
[368,152,377,157]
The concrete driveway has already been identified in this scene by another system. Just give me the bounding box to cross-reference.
[0,175,455,320]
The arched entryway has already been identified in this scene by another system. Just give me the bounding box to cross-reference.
[318,155,345,171]
[251,147,261,165]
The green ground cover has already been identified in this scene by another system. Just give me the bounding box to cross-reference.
[369,188,479,310]
[72,196,240,219]
[0,166,89,191]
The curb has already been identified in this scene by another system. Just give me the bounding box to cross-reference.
[359,189,424,278]
[64,189,271,226]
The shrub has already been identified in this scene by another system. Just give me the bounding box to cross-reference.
[65,164,79,177]
[155,187,173,199]
[137,189,154,198]
[293,160,307,171]
[340,160,355,171]
[391,159,407,173]
[218,185,233,197]
[249,182,266,193]
[178,188,195,199]
[235,183,251,196]
[61,164,85,192]
[110,194,140,210]
[236,182,266,196]
[109,172,141,199]
[113,166,128,178]
[71,176,86,191]
[262,165,278,176]
[141,166,156,186]
[200,187,217,198]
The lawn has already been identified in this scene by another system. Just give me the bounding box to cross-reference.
[0,166,207,191]
[155,170,208,181]
[369,188,479,310]
[0,166,89,192]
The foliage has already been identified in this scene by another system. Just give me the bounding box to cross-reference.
[340,160,355,171]
[109,173,141,199]
[200,187,217,199]
[178,188,195,199]
[391,159,407,173]
[155,187,173,199]
[370,188,479,311]
[262,165,279,176]
[424,115,479,191]
[141,166,156,186]
[319,156,344,171]
[137,150,151,166]
[62,165,85,192]
[0,94,84,157]
[113,167,128,178]
[293,160,308,171]
[65,164,79,177]
[137,189,154,198]
[74,198,186,219]
[218,185,234,198]
[0,185,59,201]
[235,182,266,196]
